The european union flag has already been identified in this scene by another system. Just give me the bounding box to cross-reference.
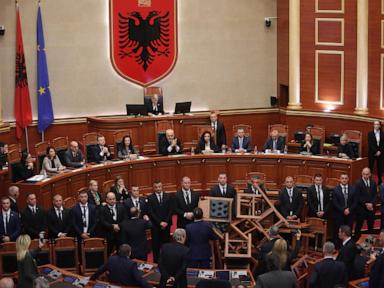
[37,5,54,133]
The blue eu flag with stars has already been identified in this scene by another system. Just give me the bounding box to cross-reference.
[37,5,54,133]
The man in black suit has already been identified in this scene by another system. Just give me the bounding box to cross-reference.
[147,180,173,263]
[210,111,226,149]
[278,176,304,220]
[337,134,357,159]
[21,193,47,239]
[90,135,111,163]
[99,192,126,254]
[121,207,152,261]
[209,172,237,217]
[244,176,266,195]
[159,228,190,288]
[175,176,200,228]
[90,244,152,288]
[145,94,164,116]
[354,168,377,241]
[124,185,150,220]
[71,190,97,240]
[263,129,285,153]
[369,229,384,288]
[0,196,21,242]
[7,186,19,213]
[336,225,358,280]
[332,174,357,245]
[159,129,182,156]
[64,140,84,168]
[231,127,252,153]
[307,174,331,219]
[368,120,384,184]
[308,241,347,288]
[47,194,72,239]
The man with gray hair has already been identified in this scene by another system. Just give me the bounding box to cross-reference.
[7,186,19,213]
[159,228,190,288]
[308,242,347,288]
[159,129,182,156]
[0,277,14,288]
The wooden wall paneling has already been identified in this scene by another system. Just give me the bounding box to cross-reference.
[179,159,203,189]
[279,158,303,183]
[128,162,153,188]
[87,168,108,186]
[305,160,328,176]
[315,18,344,46]
[69,174,88,195]
[203,158,227,189]
[254,158,279,187]
[108,166,129,186]
[316,0,345,13]
[51,179,69,198]
[228,158,253,183]
[153,160,178,191]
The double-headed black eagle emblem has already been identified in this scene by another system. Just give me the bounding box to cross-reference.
[118,10,170,71]
[16,50,28,88]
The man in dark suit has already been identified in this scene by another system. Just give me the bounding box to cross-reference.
[369,229,384,288]
[159,129,182,156]
[175,176,200,228]
[64,140,84,168]
[332,174,357,245]
[278,176,304,220]
[89,135,111,163]
[368,120,384,184]
[210,111,226,149]
[337,134,357,159]
[159,228,190,288]
[0,196,21,242]
[263,129,285,153]
[121,207,152,261]
[71,190,97,240]
[90,244,152,288]
[186,208,217,268]
[147,180,173,263]
[145,94,164,116]
[47,194,72,239]
[21,193,47,239]
[336,225,358,280]
[244,176,266,194]
[307,174,331,218]
[308,241,347,288]
[354,168,377,241]
[99,192,126,254]
[124,185,150,220]
[209,172,237,217]
[7,186,19,213]
[231,127,252,153]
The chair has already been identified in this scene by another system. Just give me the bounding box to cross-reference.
[233,124,252,137]
[51,237,79,272]
[325,177,339,190]
[0,242,17,276]
[51,136,69,165]
[342,130,362,158]
[34,141,50,173]
[144,86,163,96]
[246,172,266,182]
[294,175,313,191]
[195,125,214,143]
[82,132,99,163]
[268,124,288,142]
[102,180,115,194]
[81,238,107,275]
[63,196,77,209]
[8,143,21,152]
[306,217,327,252]
[310,126,325,154]
[30,239,51,266]
[112,130,132,158]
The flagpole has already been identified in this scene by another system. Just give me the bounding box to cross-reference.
[25,127,30,152]
[42,131,44,142]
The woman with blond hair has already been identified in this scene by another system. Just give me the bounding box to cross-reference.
[16,234,44,288]
[270,231,301,270]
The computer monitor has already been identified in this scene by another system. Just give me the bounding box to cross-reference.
[174,101,191,114]
[126,104,147,116]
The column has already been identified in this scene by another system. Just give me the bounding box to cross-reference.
[355,0,368,114]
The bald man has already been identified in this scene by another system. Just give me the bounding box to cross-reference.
[278,176,303,220]
[159,129,182,156]
[174,177,200,228]
[64,141,84,168]
[0,277,15,288]
[263,130,285,153]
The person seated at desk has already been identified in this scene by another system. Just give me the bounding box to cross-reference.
[231,127,252,153]
[300,133,319,155]
[110,175,130,202]
[90,135,111,163]
[12,151,35,182]
[0,142,8,168]
[64,140,84,168]
[117,135,138,160]
[195,131,218,154]
[263,130,285,153]
[146,94,164,116]
[159,129,182,156]
[41,147,65,176]
[90,244,152,288]
[337,134,357,159]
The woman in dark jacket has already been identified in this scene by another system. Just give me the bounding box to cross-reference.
[270,231,301,271]
[195,131,218,154]
[12,151,35,182]
[110,175,130,202]
[117,135,138,160]
[300,133,319,155]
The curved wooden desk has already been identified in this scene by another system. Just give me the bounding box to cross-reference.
[14,153,367,210]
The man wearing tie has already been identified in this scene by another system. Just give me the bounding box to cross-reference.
[332,174,357,246]
[307,174,331,219]
[71,190,97,240]
[147,180,173,263]
[90,135,111,163]
[47,194,72,239]
[0,196,21,243]
[124,186,149,220]
[175,176,200,228]
[209,173,237,217]
[231,128,252,153]
[159,129,182,156]
[263,129,285,153]
[21,193,47,239]
[244,176,266,214]
[278,176,304,220]
[354,168,377,241]
[210,111,227,150]
[368,120,384,184]
[64,141,84,168]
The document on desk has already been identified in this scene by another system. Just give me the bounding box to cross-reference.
[198,270,215,279]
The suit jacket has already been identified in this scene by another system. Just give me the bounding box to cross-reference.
[336,143,357,159]
[21,206,47,239]
[332,184,357,217]
[336,238,358,280]
[87,191,104,207]
[195,140,219,154]
[256,270,298,288]
[258,238,279,261]
[110,186,130,202]
[209,184,237,217]
[17,251,39,288]
[159,242,190,288]
[71,203,97,237]
[41,156,64,175]
[64,149,84,168]
[124,197,149,218]
[0,210,21,241]
[99,204,126,238]
[12,162,35,182]
[174,190,200,228]
[354,178,377,215]
[263,136,285,152]
[278,187,304,218]
[90,255,151,287]
[368,130,384,157]
[369,253,384,288]
[147,192,173,229]
[186,221,217,261]
[159,137,182,156]
[9,197,19,213]
[89,145,112,163]
[211,121,226,148]
[307,185,331,217]
[145,100,164,115]
[308,258,347,288]
[300,141,320,155]
[121,218,152,260]
[231,136,252,152]
[47,207,72,238]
